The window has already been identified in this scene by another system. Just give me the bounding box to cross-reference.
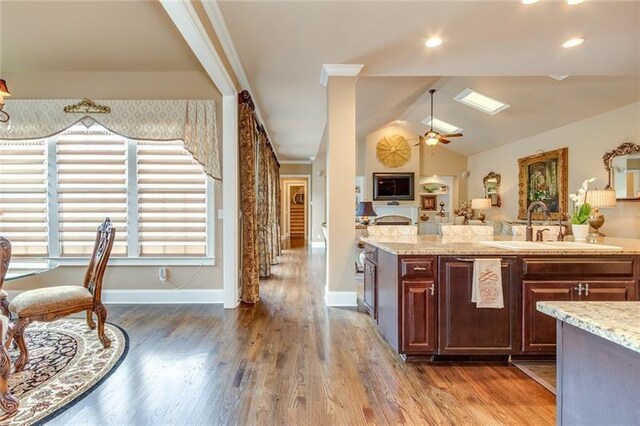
[0,123,212,261]
[0,140,49,256]
[56,125,129,256]
[137,141,207,256]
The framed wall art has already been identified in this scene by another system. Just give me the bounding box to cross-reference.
[421,194,437,211]
[517,147,568,220]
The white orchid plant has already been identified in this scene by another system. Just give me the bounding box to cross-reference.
[568,178,595,224]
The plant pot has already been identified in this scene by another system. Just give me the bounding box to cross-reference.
[572,223,589,241]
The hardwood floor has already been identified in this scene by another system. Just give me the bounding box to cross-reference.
[49,244,555,425]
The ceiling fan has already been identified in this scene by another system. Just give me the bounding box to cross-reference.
[413,89,463,146]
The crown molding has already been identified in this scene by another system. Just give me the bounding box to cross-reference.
[320,64,364,87]
[200,0,280,162]
[159,0,235,96]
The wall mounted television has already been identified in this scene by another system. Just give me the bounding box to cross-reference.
[373,173,415,201]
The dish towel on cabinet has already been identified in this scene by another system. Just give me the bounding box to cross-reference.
[471,258,504,309]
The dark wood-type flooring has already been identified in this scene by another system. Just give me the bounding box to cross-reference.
[49,242,555,425]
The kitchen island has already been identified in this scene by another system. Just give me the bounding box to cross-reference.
[538,302,640,424]
[361,235,640,360]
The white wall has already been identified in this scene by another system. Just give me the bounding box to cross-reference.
[468,102,640,238]
[311,137,327,244]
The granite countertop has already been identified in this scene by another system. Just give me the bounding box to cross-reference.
[361,235,640,255]
[537,302,640,353]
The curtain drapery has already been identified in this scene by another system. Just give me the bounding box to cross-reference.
[0,99,221,179]
[238,91,281,303]
[239,93,260,303]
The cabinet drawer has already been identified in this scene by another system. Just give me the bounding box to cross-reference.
[522,258,635,278]
[400,258,435,278]
[364,244,378,264]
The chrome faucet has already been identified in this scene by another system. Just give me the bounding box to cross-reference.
[526,201,550,241]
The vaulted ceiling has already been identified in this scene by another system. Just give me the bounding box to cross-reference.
[219,0,640,159]
[1,1,639,160]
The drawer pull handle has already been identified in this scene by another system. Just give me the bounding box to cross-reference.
[575,283,583,296]
[584,283,589,296]
[429,283,435,296]
[412,266,427,271]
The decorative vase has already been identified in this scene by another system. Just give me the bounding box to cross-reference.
[572,223,589,241]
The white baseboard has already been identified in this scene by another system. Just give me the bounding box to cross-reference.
[6,289,224,304]
[310,241,326,248]
[325,290,357,307]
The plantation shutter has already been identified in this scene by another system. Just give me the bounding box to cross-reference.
[137,141,207,256]
[56,125,128,256]
[0,140,49,256]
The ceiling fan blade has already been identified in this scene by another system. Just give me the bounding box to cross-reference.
[441,133,463,138]
[439,139,451,144]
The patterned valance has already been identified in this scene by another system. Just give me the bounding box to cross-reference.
[0,99,221,180]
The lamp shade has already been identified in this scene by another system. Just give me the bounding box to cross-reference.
[471,198,492,209]
[0,79,10,98]
[356,201,377,217]
[586,189,617,208]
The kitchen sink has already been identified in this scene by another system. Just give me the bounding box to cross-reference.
[479,240,623,251]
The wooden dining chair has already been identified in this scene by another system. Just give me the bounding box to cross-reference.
[0,237,12,317]
[9,218,115,371]
[0,238,18,414]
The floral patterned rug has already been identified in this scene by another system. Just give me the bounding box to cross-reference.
[0,319,128,425]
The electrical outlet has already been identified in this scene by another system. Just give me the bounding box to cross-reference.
[218,209,224,219]
[159,266,168,283]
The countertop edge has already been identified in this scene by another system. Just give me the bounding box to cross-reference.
[537,302,640,354]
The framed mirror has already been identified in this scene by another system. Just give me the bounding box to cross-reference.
[483,172,501,207]
[603,142,640,200]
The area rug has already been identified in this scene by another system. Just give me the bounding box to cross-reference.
[0,319,128,425]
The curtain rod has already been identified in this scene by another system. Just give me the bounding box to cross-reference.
[239,90,280,167]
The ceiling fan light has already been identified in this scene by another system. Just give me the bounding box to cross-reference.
[426,137,439,146]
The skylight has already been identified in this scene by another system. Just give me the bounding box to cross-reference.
[454,88,510,115]
[421,116,463,134]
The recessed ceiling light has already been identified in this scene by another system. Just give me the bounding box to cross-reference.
[454,88,510,115]
[421,116,462,134]
[425,37,443,48]
[567,0,585,5]
[522,0,540,4]
[563,37,586,48]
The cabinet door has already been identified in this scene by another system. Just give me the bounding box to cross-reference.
[438,257,517,355]
[363,259,376,319]
[581,281,636,301]
[522,281,576,353]
[401,280,437,354]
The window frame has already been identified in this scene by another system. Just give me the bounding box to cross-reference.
[35,134,216,266]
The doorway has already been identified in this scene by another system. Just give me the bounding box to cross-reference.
[280,176,309,245]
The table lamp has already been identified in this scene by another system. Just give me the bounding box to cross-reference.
[356,201,377,226]
[585,189,617,237]
[471,198,492,223]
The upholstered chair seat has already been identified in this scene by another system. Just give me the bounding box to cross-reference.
[10,286,93,317]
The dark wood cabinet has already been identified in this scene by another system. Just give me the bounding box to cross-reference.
[363,259,376,319]
[522,279,636,352]
[371,250,640,360]
[438,257,518,355]
[400,280,437,354]
[522,281,576,352]
[581,280,635,301]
